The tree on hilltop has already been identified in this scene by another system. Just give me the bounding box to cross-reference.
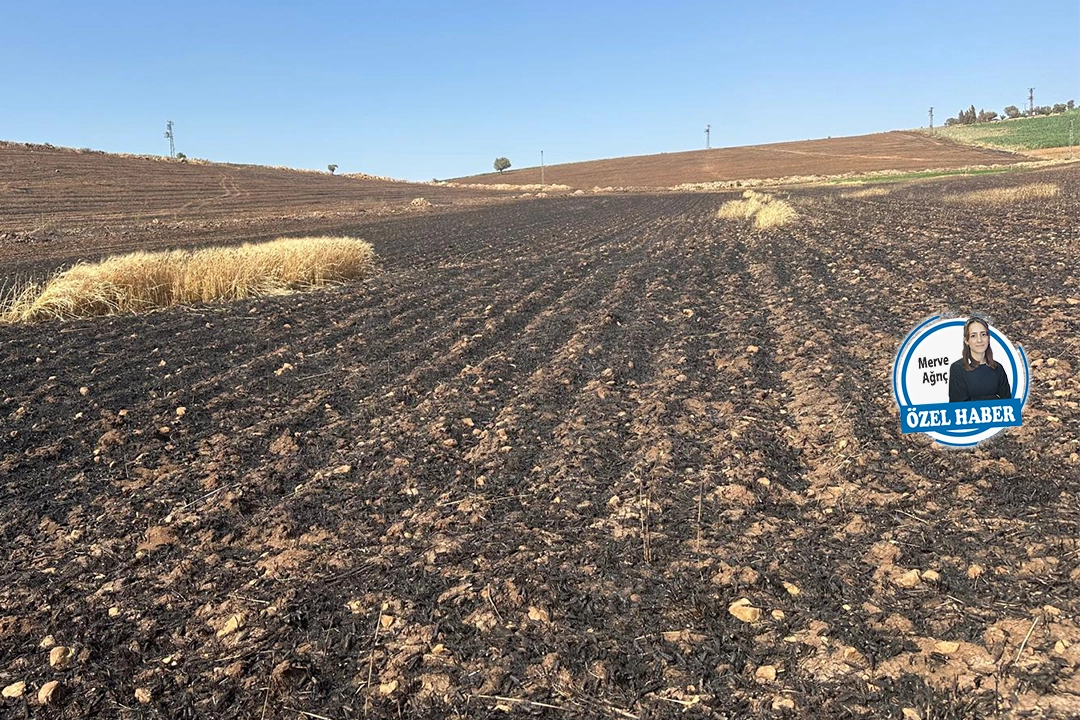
[494,157,511,174]
[328,164,338,174]
[1004,105,1022,119]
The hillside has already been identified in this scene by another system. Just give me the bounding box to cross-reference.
[455,131,1027,188]
[929,109,1080,161]
[0,142,510,269]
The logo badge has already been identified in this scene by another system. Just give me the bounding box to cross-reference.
[892,316,1029,447]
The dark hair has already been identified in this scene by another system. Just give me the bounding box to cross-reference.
[961,317,997,371]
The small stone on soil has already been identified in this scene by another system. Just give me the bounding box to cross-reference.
[37,680,60,705]
[893,569,921,588]
[48,646,75,669]
[728,598,762,623]
[216,613,245,638]
[755,665,777,682]
[2,681,26,698]
[528,606,550,623]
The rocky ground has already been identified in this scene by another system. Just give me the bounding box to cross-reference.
[1,165,1078,718]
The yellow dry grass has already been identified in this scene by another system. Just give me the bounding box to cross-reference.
[840,186,892,199]
[716,190,798,229]
[944,183,1060,205]
[2,236,375,323]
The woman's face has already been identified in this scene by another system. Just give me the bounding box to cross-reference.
[965,321,990,355]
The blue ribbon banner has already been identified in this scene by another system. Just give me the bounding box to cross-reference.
[900,399,1023,435]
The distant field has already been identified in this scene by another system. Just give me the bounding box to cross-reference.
[454,131,1026,189]
[930,110,1080,151]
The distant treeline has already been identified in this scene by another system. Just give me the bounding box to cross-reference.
[945,100,1075,126]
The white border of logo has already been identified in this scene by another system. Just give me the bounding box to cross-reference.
[892,316,1029,447]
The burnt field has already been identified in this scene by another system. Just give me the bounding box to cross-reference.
[0,141,509,274]
[1,165,1079,718]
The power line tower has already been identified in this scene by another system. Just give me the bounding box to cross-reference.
[1028,88,1034,116]
[164,120,175,158]
[929,107,934,132]
[705,124,711,149]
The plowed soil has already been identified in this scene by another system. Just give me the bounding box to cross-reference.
[455,132,1026,189]
[2,163,1079,719]
[0,141,510,274]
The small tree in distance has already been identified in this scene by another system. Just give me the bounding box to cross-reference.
[494,157,511,174]
[327,164,338,174]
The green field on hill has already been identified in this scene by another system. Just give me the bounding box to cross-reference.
[927,109,1079,150]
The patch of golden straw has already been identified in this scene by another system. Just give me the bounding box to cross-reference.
[2,236,375,323]
[716,190,798,229]
[840,186,891,199]
[945,183,1060,205]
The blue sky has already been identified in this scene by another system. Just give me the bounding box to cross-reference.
[3,1,1078,181]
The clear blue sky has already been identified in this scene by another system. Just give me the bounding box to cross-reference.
[3,1,1078,181]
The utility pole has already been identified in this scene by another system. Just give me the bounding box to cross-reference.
[540,150,544,187]
[705,124,711,149]
[929,107,934,132]
[164,120,175,158]
[1029,88,1034,116]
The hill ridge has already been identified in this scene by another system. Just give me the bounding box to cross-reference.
[454,130,1026,188]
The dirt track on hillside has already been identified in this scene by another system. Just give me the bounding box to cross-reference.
[1,165,1078,718]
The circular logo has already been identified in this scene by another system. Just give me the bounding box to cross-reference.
[892,316,1029,447]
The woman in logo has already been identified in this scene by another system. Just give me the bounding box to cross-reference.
[948,317,1012,402]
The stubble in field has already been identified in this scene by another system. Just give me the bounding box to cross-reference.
[1,236,375,322]
[717,190,799,229]
[944,182,1060,205]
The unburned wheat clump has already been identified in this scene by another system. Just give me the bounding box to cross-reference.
[945,183,1060,205]
[840,186,892,199]
[717,190,798,229]
[2,236,375,323]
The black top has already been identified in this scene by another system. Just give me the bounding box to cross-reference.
[948,358,1012,402]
